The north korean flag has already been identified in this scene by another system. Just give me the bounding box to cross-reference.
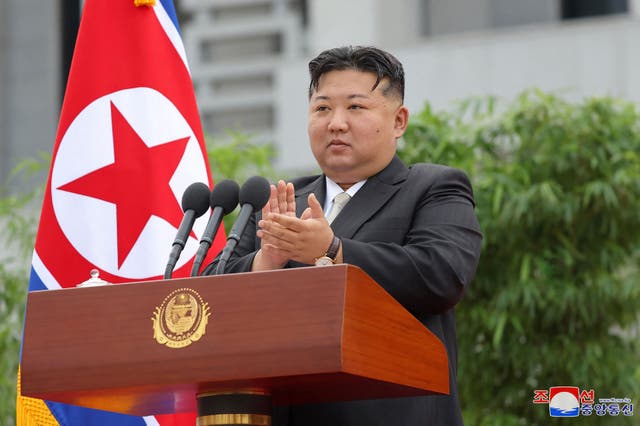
[17,1,223,424]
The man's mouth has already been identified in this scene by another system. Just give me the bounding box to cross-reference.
[329,139,349,147]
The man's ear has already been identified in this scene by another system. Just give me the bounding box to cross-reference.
[394,105,409,138]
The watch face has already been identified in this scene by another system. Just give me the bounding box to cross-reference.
[314,256,334,266]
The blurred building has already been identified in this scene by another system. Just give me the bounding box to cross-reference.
[2,0,640,182]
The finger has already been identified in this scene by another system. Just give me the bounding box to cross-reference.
[277,180,288,214]
[265,184,278,215]
[267,213,306,232]
[259,228,297,252]
[301,207,312,220]
[258,218,295,241]
[259,230,285,246]
[308,193,326,219]
[257,228,288,248]
[286,182,296,216]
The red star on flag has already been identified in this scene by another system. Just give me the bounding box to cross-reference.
[58,101,189,268]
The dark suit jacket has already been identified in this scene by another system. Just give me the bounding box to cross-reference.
[204,155,482,425]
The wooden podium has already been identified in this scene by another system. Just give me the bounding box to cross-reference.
[21,264,448,424]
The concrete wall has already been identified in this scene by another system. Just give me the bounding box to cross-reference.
[0,0,60,187]
[0,0,7,179]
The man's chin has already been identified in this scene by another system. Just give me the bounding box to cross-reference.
[321,160,356,174]
[322,170,364,188]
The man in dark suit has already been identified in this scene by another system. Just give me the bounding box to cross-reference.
[204,45,482,425]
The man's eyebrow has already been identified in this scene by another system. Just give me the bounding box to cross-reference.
[311,93,370,102]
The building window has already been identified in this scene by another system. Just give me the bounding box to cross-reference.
[561,0,628,19]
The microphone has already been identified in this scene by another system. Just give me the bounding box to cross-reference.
[163,182,211,279]
[214,176,270,275]
[190,179,240,277]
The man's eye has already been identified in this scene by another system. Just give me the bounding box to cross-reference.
[315,105,329,112]
[349,104,363,110]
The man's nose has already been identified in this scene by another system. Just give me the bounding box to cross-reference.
[327,109,348,132]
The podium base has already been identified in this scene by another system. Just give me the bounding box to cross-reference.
[197,391,272,426]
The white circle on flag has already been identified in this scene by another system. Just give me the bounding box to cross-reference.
[51,87,210,279]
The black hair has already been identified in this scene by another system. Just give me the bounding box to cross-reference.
[308,46,405,101]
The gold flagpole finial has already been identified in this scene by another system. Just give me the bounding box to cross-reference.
[134,0,156,7]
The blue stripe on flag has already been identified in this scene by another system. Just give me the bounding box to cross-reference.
[46,401,147,426]
[28,266,48,292]
[159,0,181,34]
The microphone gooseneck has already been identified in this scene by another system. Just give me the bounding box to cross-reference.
[190,179,240,276]
[214,176,270,275]
[164,182,211,279]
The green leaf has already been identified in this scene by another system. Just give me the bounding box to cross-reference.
[492,313,507,347]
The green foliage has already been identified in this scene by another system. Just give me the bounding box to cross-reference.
[206,132,279,234]
[206,132,278,184]
[0,153,48,426]
[399,90,640,425]
[0,265,25,426]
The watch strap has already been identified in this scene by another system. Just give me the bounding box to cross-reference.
[325,235,341,261]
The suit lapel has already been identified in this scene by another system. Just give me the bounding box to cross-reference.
[292,156,409,239]
[331,156,409,239]
[294,175,325,217]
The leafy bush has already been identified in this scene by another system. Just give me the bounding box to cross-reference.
[206,132,280,234]
[399,90,640,425]
[0,156,46,426]
[207,132,277,183]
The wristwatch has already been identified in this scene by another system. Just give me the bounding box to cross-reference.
[314,235,341,266]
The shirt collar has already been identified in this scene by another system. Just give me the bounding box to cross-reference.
[323,177,367,215]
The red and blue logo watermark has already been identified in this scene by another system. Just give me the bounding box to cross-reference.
[533,386,633,418]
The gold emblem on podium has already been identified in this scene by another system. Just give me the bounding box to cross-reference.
[152,288,210,348]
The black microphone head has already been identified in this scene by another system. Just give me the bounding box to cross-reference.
[239,176,270,212]
[181,182,211,217]
[210,179,240,214]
